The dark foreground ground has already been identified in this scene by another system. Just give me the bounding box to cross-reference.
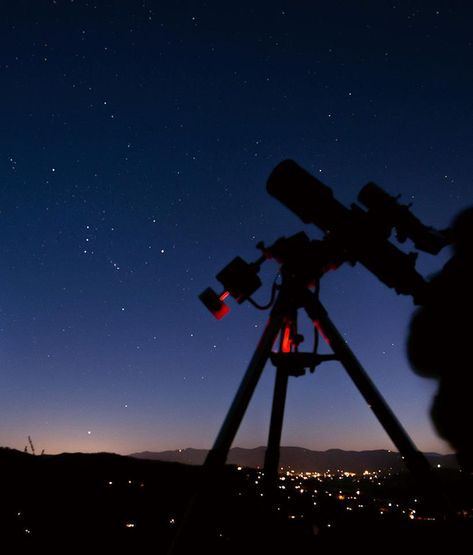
[1,447,472,554]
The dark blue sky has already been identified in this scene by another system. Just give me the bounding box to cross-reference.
[1,1,471,455]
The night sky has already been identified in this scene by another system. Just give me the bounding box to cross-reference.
[1,1,472,456]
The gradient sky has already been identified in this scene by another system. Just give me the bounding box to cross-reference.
[1,1,472,456]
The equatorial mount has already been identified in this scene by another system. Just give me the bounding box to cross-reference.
[199,231,343,320]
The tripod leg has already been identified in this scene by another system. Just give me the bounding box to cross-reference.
[168,313,284,554]
[305,296,431,479]
[264,364,289,491]
[205,311,284,469]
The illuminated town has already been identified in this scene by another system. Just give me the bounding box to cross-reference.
[251,466,439,523]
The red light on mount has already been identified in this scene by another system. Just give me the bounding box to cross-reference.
[214,302,230,320]
[199,288,230,320]
[281,324,292,352]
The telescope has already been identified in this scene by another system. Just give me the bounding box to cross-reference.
[200,159,450,319]
[170,161,453,553]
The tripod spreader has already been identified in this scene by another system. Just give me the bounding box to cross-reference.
[270,352,338,377]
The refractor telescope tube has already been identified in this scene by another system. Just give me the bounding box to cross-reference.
[266,159,432,303]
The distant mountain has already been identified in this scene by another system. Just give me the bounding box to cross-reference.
[130,446,458,473]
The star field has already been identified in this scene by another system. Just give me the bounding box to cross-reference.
[1,2,472,455]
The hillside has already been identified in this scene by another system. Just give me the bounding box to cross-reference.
[1,446,470,554]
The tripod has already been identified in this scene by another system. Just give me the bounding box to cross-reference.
[204,270,432,484]
[168,261,441,554]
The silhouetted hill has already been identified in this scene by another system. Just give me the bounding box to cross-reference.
[1,446,471,554]
[0,446,203,552]
[130,446,458,473]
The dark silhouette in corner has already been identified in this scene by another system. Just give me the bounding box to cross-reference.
[408,206,473,471]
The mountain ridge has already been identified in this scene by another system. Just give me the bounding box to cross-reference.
[130,446,458,473]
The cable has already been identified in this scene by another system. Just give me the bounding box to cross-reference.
[247,273,281,310]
